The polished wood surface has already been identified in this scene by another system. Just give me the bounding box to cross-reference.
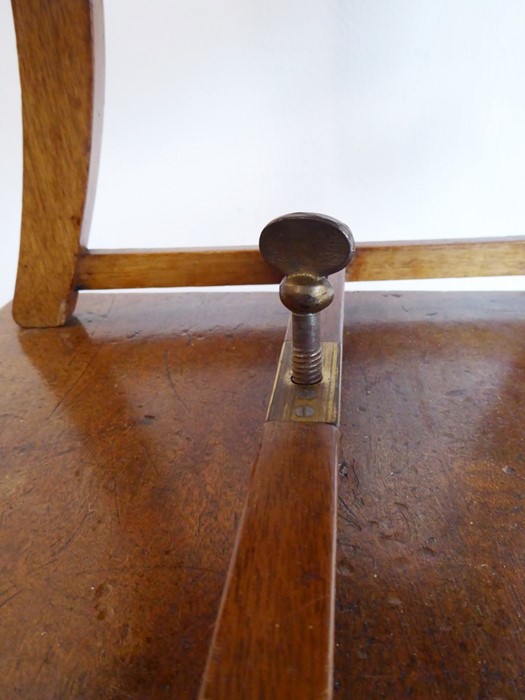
[336,290,525,699]
[200,422,339,700]
[11,0,104,328]
[1,290,524,698]
[0,292,285,699]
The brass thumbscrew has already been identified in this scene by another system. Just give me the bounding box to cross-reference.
[259,213,355,385]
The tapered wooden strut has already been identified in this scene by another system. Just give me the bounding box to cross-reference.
[199,271,346,700]
[11,0,104,328]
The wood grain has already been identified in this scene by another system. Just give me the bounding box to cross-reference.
[11,0,104,328]
[76,247,282,290]
[75,237,525,294]
[199,422,340,700]
[1,290,525,698]
[349,236,525,281]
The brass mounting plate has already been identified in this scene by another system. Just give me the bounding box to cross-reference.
[266,341,341,425]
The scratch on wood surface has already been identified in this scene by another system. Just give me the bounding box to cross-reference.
[415,367,435,431]
[27,510,94,577]
[0,582,18,598]
[140,443,160,476]
[164,350,188,413]
[281,594,329,621]
[114,477,122,527]
[107,685,137,699]
[25,651,49,695]
[0,589,22,610]
[46,344,103,420]
[50,509,93,559]
[106,445,123,525]
[338,495,362,531]
[82,296,116,325]
[71,563,223,577]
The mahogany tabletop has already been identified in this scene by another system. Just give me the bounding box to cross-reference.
[0,290,523,699]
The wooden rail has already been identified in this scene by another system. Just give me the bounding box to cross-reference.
[75,238,525,290]
[349,237,525,281]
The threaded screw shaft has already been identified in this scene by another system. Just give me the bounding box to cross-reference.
[291,313,323,384]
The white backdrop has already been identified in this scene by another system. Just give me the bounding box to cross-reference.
[1,0,525,308]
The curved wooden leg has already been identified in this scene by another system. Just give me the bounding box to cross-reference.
[11,0,104,328]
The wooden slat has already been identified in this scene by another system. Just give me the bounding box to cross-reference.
[75,237,525,292]
[199,422,339,700]
[350,236,525,280]
[76,247,282,289]
[11,0,104,328]
[199,271,346,699]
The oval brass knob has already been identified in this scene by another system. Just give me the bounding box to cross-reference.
[259,213,355,384]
